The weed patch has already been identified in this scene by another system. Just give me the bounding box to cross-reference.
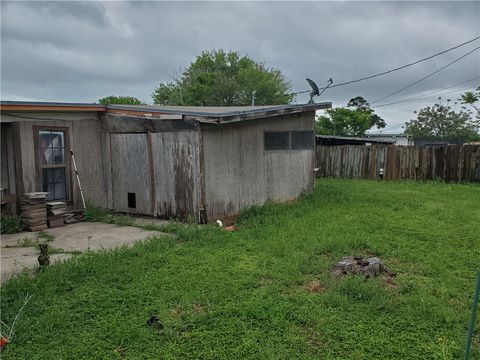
[0,215,25,234]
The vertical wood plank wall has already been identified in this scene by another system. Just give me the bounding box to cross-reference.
[316,145,480,182]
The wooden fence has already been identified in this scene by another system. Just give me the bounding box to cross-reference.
[316,145,480,182]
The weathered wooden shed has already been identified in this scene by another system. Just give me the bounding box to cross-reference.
[1,101,331,222]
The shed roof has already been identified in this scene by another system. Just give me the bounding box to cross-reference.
[1,101,331,124]
[106,103,331,123]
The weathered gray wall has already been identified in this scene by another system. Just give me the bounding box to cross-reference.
[110,133,152,215]
[0,112,108,209]
[201,112,315,220]
[151,131,201,221]
[102,114,201,220]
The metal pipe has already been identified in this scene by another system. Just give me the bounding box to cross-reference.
[70,150,86,210]
[464,271,480,360]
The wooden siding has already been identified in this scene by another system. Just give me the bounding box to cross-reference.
[0,112,108,210]
[151,131,201,221]
[316,145,480,182]
[110,133,152,215]
[202,112,315,220]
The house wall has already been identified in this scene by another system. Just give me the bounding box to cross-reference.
[151,131,201,221]
[0,112,108,210]
[201,111,315,220]
[101,114,201,221]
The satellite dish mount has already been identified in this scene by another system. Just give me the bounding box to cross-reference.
[306,78,333,103]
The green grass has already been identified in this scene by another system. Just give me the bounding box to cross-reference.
[84,204,136,227]
[1,179,479,359]
[0,214,25,234]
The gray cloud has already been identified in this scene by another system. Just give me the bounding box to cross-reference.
[1,1,479,130]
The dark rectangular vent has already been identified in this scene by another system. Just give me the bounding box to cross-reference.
[291,131,314,150]
[264,131,289,150]
[127,192,136,209]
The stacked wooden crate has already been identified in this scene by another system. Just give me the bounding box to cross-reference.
[46,201,66,228]
[20,192,48,231]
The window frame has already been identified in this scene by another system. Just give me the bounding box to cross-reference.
[264,130,314,151]
[33,125,72,202]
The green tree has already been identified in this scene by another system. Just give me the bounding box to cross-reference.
[347,96,386,129]
[316,108,372,136]
[315,96,386,136]
[152,50,293,106]
[459,87,479,119]
[404,100,479,142]
[98,96,145,105]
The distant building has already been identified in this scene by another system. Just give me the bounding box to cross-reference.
[315,135,394,146]
[365,133,413,146]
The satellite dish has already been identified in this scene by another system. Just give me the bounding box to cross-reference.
[306,78,333,103]
[306,78,319,97]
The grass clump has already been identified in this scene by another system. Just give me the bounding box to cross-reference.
[84,204,136,227]
[1,180,479,359]
[0,214,25,234]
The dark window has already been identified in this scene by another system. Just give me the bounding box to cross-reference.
[264,131,289,150]
[291,131,314,150]
[128,193,136,209]
[38,130,67,200]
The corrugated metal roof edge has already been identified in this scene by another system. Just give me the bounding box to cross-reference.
[105,103,331,118]
[0,101,331,122]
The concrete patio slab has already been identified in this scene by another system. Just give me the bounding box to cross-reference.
[1,222,166,284]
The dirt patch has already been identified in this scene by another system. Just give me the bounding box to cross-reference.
[170,304,183,318]
[304,279,326,293]
[258,276,275,286]
[192,302,205,315]
[301,324,324,350]
[385,276,399,290]
[219,214,240,227]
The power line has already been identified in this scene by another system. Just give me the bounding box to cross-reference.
[371,46,480,104]
[372,76,480,108]
[373,86,477,109]
[290,36,480,96]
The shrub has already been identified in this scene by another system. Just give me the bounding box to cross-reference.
[0,214,25,234]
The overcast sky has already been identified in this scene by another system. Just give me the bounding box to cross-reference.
[1,1,479,132]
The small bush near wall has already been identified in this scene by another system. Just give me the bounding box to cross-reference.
[0,215,25,234]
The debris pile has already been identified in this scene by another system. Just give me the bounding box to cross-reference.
[64,209,84,224]
[46,201,66,228]
[332,256,395,278]
[20,192,48,231]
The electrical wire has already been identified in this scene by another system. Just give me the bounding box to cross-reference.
[372,76,480,108]
[371,46,480,104]
[372,87,477,109]
[290,36,480,96]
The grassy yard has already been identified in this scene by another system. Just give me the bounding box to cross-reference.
[1,179,479,359]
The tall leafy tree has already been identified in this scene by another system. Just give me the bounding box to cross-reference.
[347,96,386,129]
[316,96,386,136]
[404,100,479,142]
[459,87,479,119]
[152,50,293,106]
[99,96,145,105]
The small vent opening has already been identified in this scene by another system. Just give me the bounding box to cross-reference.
[127,192,136,209]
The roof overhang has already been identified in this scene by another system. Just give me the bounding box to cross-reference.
[0,101,106,112]
[106,103,332,124]
[0,101,332,124]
